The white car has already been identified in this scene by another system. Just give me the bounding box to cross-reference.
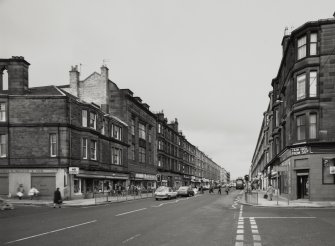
[154,186,178,200]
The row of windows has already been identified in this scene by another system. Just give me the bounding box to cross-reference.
[130,119,152,142]
[82,110,123,141]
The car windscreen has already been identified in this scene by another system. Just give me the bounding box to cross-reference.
[156,187,167,192]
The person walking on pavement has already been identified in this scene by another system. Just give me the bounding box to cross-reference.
[53,188,62,208]
[218,185,221,195]
[266,184,275,201]
[225,185,229,195]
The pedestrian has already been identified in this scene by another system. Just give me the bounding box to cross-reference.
[200,185,203,194]
[225,186,229,195]
[218,185,221,195]
[28,187,39,200]
[53,188,62,208]
[266,184,275,201]
[16,184,25,200]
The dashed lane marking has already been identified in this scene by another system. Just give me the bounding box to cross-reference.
[122,234,141,244]
[5,220,97,244]
[115,208,147,216]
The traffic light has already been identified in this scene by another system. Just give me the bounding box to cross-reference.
[244,175,249,182]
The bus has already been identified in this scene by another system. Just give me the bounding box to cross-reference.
[235,178,244,190]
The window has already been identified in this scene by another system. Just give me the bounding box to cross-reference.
[148,127,152,143]
[158,156,162,167]
[101,120,107,135]
[82,138,87,159]
[50,133,57,157]
[111,147,122,165]
[89,112,96,129]
[158,140,163,150]
[112,124,122,140]
[90,140,97,160]
[0,103,6,122]
[129,144,135,160]
[297,74,306,100]
[309,114,317,139]
[158,123,162,133]
[309,71,317,97]
[0,134,7,157]
[82,110,87,127]
[275,109,279,127]
[297,115,306,141]
[322,158,335,184]
[310,33,317,56]
[139,147,146,163]
[131,118,135,135]
[139,123,146,140]
[297,35,306,60]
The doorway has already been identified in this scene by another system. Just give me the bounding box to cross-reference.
[297,171,309,199]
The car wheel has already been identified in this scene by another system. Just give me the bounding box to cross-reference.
[168,195,171,200]
[155,198,158,201]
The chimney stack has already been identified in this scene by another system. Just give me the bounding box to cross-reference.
[69,65,80,97]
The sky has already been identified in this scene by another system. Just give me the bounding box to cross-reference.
[1,0,334,179]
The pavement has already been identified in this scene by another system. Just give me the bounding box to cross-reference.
[240,189,335,208]
[1,193,154,208]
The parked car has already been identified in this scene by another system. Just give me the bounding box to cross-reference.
[177,186,195,197]
[154,186,178,200]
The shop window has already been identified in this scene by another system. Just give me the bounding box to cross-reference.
[322,158,335,184]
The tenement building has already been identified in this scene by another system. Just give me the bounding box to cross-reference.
[0,57,129,199]
[0,57,225,199]
[251,16,335,201]
[61,65,157,190]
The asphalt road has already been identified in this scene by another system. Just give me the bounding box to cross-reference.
[0,190,240,246]
[2,190,334,246]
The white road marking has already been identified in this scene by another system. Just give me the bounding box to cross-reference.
[253,235,261,241]
[122,234,141,244]
[5,220,97,244]
[247,217,316,219]
[236,235,244,241]
[115,208,147,216]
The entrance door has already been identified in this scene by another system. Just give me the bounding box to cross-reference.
[297,172,309,199]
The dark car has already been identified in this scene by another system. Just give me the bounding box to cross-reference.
[177,186,195,197]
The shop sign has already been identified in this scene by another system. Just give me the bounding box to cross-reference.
[330,166,335,174]
[69,167,79,174]
[291,146,309,156]
[183,175,191,179]
[135,173,144,179]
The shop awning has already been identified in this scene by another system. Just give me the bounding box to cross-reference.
[76,171,129,180]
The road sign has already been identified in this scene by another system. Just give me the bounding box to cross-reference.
[69,167,79,175]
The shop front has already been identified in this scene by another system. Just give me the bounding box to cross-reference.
[182,175,191,186]
[130,173,157,191]
[190,176,201,188]
[73,170,129,199]
[157,172,182,189]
